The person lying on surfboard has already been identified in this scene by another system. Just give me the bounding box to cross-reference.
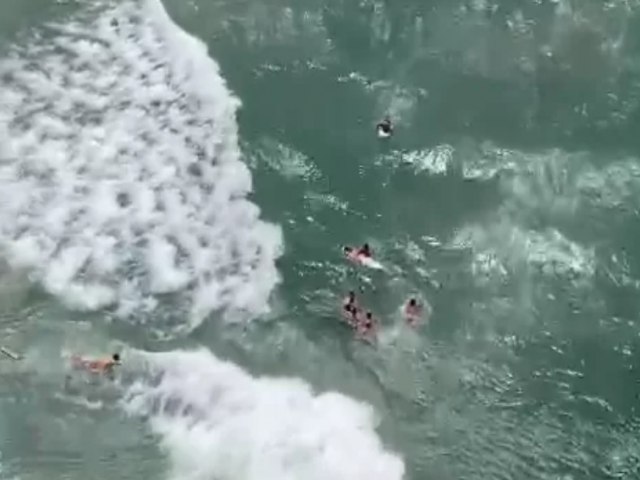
[71,353,121,374]
[376,117,393,138]
[404,298,423,326]
[343,243,373,262]
[358,243,372,257]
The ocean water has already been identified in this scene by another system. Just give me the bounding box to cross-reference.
[1,0,640,479]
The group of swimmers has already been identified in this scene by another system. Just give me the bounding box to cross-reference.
[337,118,428,342]
[1,119,404,369]
[339,241,426,343]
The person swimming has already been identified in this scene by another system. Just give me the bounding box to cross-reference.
[344,303,362,327]
[343,243,372,259]
[404,298,426,326]
[405,297,419,313]
[341,291,366,328]
[404,297,431,327]
[358,311,377,338]
[376,117,393,138]
[343,246,360,265]
[71,353,121,374]
[343,290,357,309]
[357,243,372,258]
[344,244,371,258]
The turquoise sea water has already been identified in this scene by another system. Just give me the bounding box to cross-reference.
[1,0,640,479]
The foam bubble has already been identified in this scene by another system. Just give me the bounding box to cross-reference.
[0,0,283,327]
[122,349,405,480]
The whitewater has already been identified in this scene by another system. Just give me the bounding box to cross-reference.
[0,0,282,327]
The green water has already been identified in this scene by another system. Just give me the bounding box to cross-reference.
[2,0,640,479]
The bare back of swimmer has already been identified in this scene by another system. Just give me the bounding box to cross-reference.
[71,353,121,374]
[357,311,378,339]
[343,244,372,262]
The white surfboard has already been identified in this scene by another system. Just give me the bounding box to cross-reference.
[359,256,385,270]
[376,127,391,139]
[1,346,21,360]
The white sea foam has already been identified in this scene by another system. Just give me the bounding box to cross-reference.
[452,219,595,283]
[462,143,640,215]
[121,348,405,480]
[0,0,283,327]
[576,159,640,210]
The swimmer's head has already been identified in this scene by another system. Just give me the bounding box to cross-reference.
[112,353,121,363]
[349,291,355,300]
[409,298,417,307]
[366,311,372,319]
[343,246,351,253]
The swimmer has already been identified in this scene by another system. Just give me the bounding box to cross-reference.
[404,298,423,326]
[342,290,357,310]
[343,246,362,266]
[376,117,393,138]
[342,292,359,323]
[71,353,121,375]
[357,243,372,258]
[343,244,372,261]
[343,245,356,257]
[357,311,377,339]
[343,303,361,327]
